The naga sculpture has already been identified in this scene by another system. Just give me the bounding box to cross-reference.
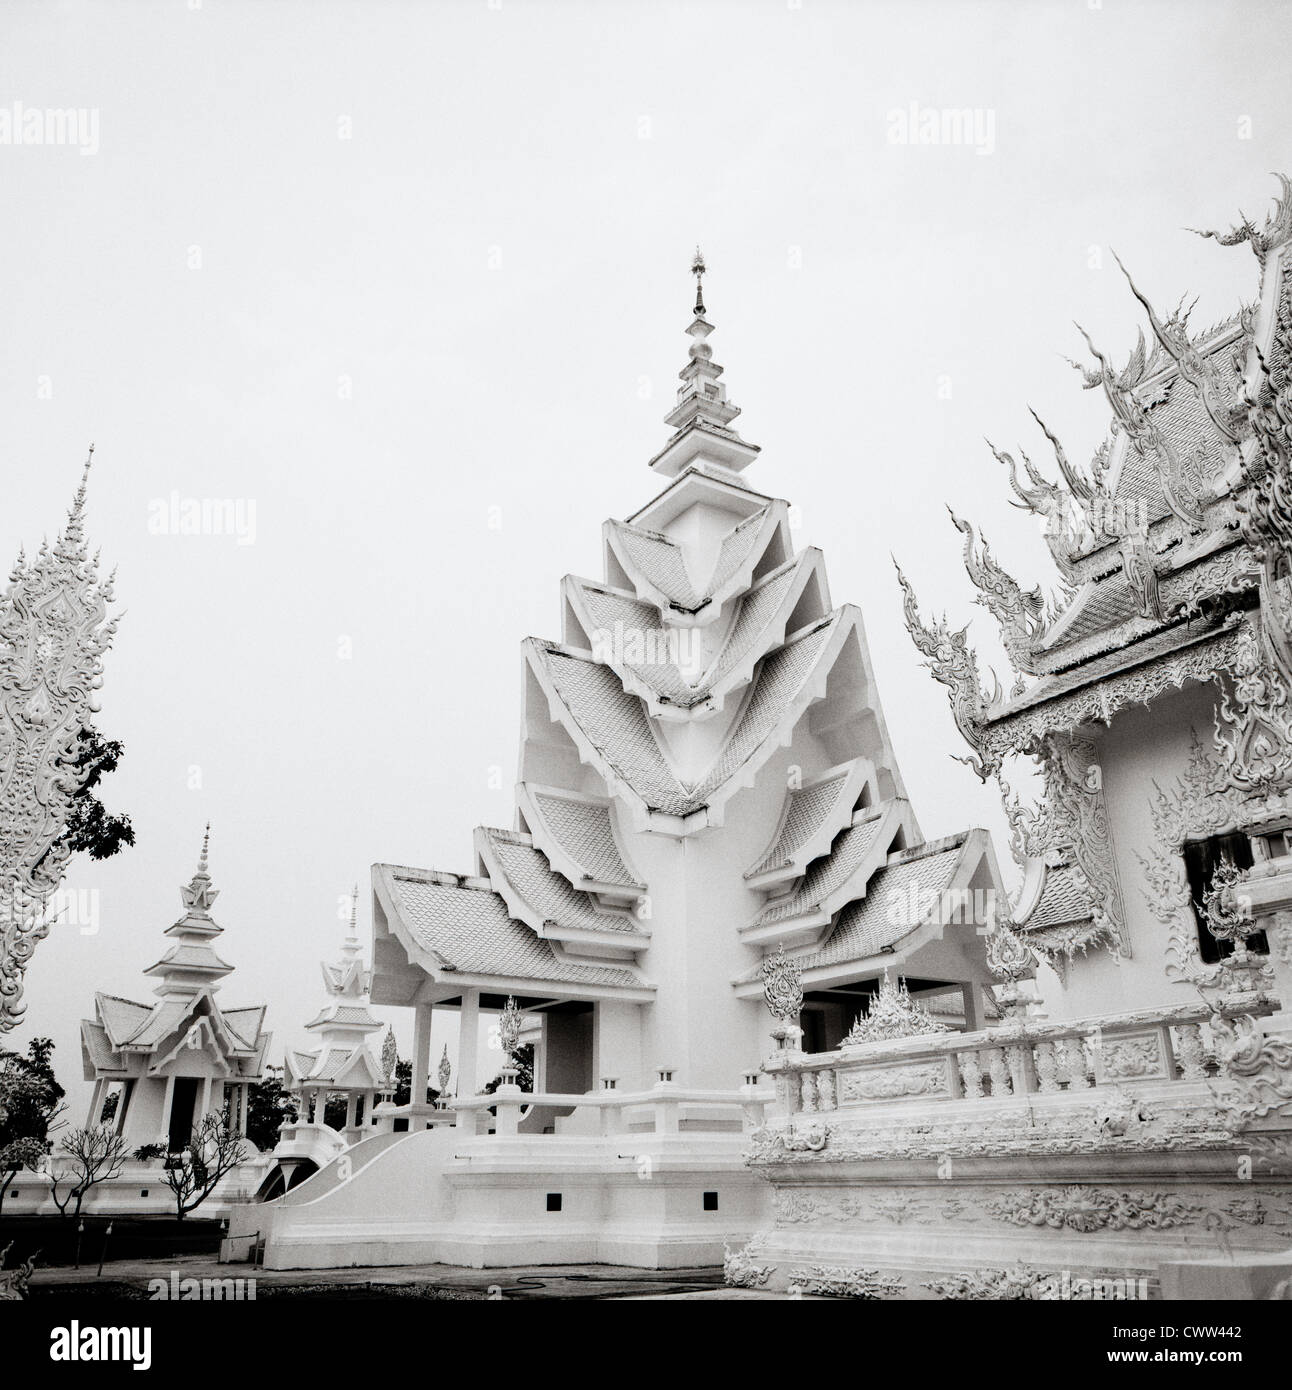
[893,560,997,780]
[947,509,1044,675]
[1189,173,1292,267]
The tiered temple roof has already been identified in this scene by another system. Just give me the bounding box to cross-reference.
[284,889,389,1094]
[372,251,1003,1016]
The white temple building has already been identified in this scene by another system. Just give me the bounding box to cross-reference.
[227,253,1006,1271]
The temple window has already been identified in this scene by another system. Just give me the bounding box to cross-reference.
[1181,832,1268,964]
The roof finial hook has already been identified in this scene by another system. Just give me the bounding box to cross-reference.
[691,245,706,319]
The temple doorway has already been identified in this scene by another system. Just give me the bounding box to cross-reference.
[168,1077,199,1150]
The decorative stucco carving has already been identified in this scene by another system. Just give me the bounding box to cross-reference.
[1215,619,1292,794]
[787,1264,904,1299]
[1139,731,1280,990]
[839,1063,946,1102]
[923,1264,1076,1300]
[760,945,803,1024]
[840,971,950,1047]
[1190,173,1292,267]
[722,1243,772,1289]
[984,627,1242,763]
[1211,1011,1292,1124]
[982,1184,1199,1232]
[0,457,117,1031]
[1100,1035,1167,1081]
[1002,730,1130,958]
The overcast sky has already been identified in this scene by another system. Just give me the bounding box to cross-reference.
[3,0,1289,1121]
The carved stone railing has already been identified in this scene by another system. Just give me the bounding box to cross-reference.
[451,1079,774,1136]
[763,997,1280,1115]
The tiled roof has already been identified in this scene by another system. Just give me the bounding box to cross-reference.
[385,869,644,989]
[535,616,838,817]
[481,828,641,935]
[706,561,801,687]
[144,942,233,974]
[1019,862,1093,932]
[576,584,700,703]
[607,520,702,608]
[305,1004,379,1029]
[699,618,836,791]
[537,648,695,814]
[222,1005,268,1049]
[570,557,805,710]
[798,844,964,970]
[126,1000,190,1048]
[81,1019,126,1072]
[606,505,774,612]
[709,506,773,592]
[741,842,965,979]
[1044,575,1139,652]
[752,810,894,928]
[95,993,154,1046]
[527,789,642,889]
[748,766,856,878]
[1109,330,1243,521]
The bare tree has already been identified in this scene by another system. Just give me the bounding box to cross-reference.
[161,1112,248,1220]
[48,1125,127,1221]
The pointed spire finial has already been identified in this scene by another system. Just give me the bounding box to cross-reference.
[198,822,211,876]
[691,245,706,318]
[349,882,359,938]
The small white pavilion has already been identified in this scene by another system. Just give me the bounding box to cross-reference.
[284,888,392,1139]
[79,827,271,1151]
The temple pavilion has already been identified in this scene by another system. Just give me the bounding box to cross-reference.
[261,891,394,1196]
[79,828,270,1152]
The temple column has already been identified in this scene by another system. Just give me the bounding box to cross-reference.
[593,1000,642,1091]
[345,1093,358,1129]
[86,1078,106,1129]
[198,1075,213,1124]
[457,989,480,1097]
[411,1001,433,1109]
[962,982,984,1032]
[159,1075,176,1140]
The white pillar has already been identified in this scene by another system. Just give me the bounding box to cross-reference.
[594,1000,642,1091]
[198,1076,213,1126]
[345,1093,358,1129]
[457,989,480,1096]
[962,982,984,1032]
[411,1001,433,1108]
[86,1078,106,1129]
[159,1075,176,1140]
